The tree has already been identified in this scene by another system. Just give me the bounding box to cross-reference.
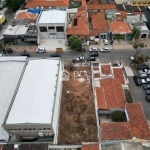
[133,41,146,54]
[68,35,82,49]
[111,111,124,122]
[4,0,25,11]
[132,27,140,39]
[133,54,150,66]
[0,42,4,52]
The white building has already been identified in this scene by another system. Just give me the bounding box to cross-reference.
[37,10,67,39]
[3,58,62,144]
[0,57,27,141]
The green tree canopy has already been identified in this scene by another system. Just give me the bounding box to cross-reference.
[4,0,25,11]
[132,27,140,39]
[111,111,124,122]
[68,35,82,49]
[133,54,150,65]
[0,42,4,51]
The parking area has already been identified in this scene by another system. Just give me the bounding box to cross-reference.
[128,67,150,121]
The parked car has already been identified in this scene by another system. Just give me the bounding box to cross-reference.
[138,69,150,75]
[133,76,142,86]
[76,56,85,61]
[3,48,13,53]
[89,47,98,52]
[103,39,108,45]
[138,65,149,70]
[36,48,46,53]
[86,57,96,61]
[145,89,150,95]
[89,52,99,57]
[100,47,110,52]
[141,78,150,84]
[20,52,30,57]
[143,84,150,90]
[139,74,148,78]
[50,53,61,57]
[77,48,85,53]
[130,56,134,61]
[146,95,150,101]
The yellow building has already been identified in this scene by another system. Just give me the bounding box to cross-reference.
[130,0,150,6]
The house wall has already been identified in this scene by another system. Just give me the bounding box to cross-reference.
[37,23,66,39]
[130,0,150,6]
[4,124,54,139]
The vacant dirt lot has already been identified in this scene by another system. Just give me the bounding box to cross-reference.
[58,67,98,144]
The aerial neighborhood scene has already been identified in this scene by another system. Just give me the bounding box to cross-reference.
[1,0,150,149]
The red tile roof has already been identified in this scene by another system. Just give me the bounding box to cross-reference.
[91,13,109,34]
[115,11,127,22]
[101,65,110,75]
[66,16,89,35]
[96,68,126,109]
[110,21,131,34]
[25,0,69,8]
[101,103,150,140]
[82,144,100,150]
[15,12,38,20]
[89,29,99,36]
[78,5,86,12]
[87,4,116,10]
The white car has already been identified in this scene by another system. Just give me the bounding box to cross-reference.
[100,47,110,52]
[76,57,85,61]
[36,48,46,53]
[103,39,108,45]
[130,56,134,61]
[89,48,98,52]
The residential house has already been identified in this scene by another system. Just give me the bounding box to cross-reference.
[89,13,110,41]
[25,0,69,10]
[110,21,132,40]
[66,6,89,40]
[36,10,67,39]
[125,15,149,39]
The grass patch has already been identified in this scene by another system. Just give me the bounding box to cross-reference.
[124,89,133,103]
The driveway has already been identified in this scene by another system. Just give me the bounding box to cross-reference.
[128,67,150,121]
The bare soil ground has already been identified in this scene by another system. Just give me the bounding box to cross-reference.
[58,67,98,144]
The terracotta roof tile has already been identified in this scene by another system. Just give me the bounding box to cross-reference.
[101,65,110,75]
[96,87,107,109]
[78,5,86,12]
[101,103,150,140]
[116,11,127,21]
[87,4,116,10]
[82,144,100,150]
[89,29,99,36]
[110,21,131,34]
[15,12,38,20]
[94,73,100,78]
[101,123,130,140]
[96,68,126,109]
[91,13,109,33]
[82,0,87,6]
[25,0,69,8]
[66,16,89,35]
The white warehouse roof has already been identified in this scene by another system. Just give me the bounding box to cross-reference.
[0,57,27,140]
[6,59,60,124]
[38,10,66,24]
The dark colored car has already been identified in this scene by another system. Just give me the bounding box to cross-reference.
[86,57,96,61]
[77,48,85,53]
[138,65,149,70]
[146,95,150,101]
[20,52,30,57]
[50,53,61,57]
[89,52,99,57]
[3,48,13,53]
[143,84,150,90]
[146,89,150,95]
[133,76,142,86]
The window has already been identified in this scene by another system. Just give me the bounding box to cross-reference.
[132,2,136,4]
[138,2,141,4]
[56,26,64,32]
[39,27,47,32]
[43,128,46,130]
[143,2,146,4]
[47,128,51,130]
[148,2,150,4]
[48,26,55,32]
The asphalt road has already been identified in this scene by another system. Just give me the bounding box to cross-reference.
[9,49,150,62]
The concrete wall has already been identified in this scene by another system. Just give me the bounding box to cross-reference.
[37,23,65,39]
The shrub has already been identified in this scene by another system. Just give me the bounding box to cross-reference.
[124,89,133,103]
[111,111,124,122]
